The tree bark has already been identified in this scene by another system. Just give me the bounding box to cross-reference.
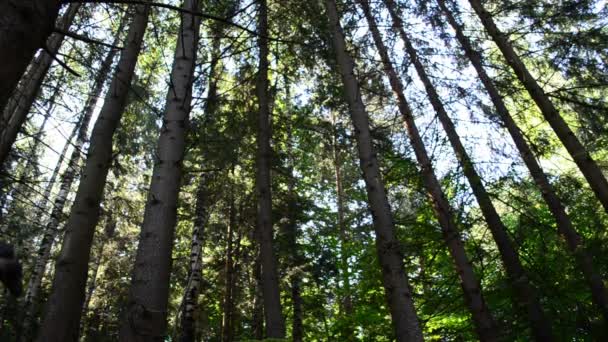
[357,1,499,340]
[325,1,423,341]
[467,0,608,214]
[0,0,63,114]
[19,18,125,340]
[255,0,286,338]
[35,6,149,341]
[438,0,608,324]
[0,3,80,168]
[252,256,265,340]
[221,196,237,342]
[119,1,199,340]
[179,175,211,342]
[383,0,554,340]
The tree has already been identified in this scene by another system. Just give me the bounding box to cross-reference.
[119,1,201,340]
[325,1,423,340]
[36,5,150,341]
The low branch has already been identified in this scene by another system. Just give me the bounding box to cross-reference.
[55,28,123,50]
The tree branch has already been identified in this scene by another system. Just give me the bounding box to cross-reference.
[43,46,82,77]
[55,28,123,50]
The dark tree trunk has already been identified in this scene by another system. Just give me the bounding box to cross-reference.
[255,0,286,338]
[36,6,150,341]
[467,0,608,214]
[325,1,423,341]
[357,1,499,340]
[438,0,608,324]
[0,0,63,113]
[0,3,80,170]
[383,0,554,340]
[119,1,200,340]
[20,17,124,340]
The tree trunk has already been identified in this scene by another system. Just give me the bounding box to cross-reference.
[252,254,265,340]
[383,0,554,340]
[19,17,125,340]
[357,1,499,340]
[0,0,63,113]
[438,0,608,324]
[0,3,80,168]
[221,197,237,342]
[255,0,286,338]
[118,2,199,340]
[325,1,423,341]
[467,0,608,214]
[36,6,149,341]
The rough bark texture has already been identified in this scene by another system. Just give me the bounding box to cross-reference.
[357,1,499,340]
[119,2,199,340]
[252,256,265,340]
[20,18,124,339]
[383,0,554,340]
[0,0,62,114]
[0,3,80,169]
[179,175,211,342]
[325,1,423,341]
[438,0,608,324]
[466,0,608,214]
[36,6,149,341]
[255,0,286,338]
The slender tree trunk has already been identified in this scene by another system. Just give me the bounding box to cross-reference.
[325,1,423,340]
[438,0,608,323]
[0,4,80,168]
[255,0,285,338]
[357,1,499,340]
[252,254,265,340]
[19,19,124,340]
[179,175,211,342]
[383,0,554,340]
[119,2,199,340]
[221,196,236,342]
[0,0,63,113]
[36,6,150,341]
[466,0,608,213]
[80,209,117,336]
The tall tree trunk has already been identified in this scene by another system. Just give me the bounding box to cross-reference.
[466,0,608,213]
[179,175,211,342]
[357,1,499,340]
[119,2,200,340]
[383,0,554,340]
[36,6,150,341]
[221,197,237,342]
[255,0,286,338]
[80,209,117,335]
[437,0,608,323]
[0,0,63,113]
[252,255,265,340]
[0,3,80,168]
[325,1,423,341]
[329,113,355,341]
[19,18,125,340]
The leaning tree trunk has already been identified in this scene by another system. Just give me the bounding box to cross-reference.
[36,6,149,342]
[0,3,80,168]
[0,0,63,113]
[255,0,286,338]
[20,18,124,340]
[325,1,423,341]
[437,0,608,323]
[383,0,553,340]
[466,0,608,214]
[178,175,212,342]
[118,2,200,340]
[356,1,499,340]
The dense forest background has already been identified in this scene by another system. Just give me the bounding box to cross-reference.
[0,0,607,341]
